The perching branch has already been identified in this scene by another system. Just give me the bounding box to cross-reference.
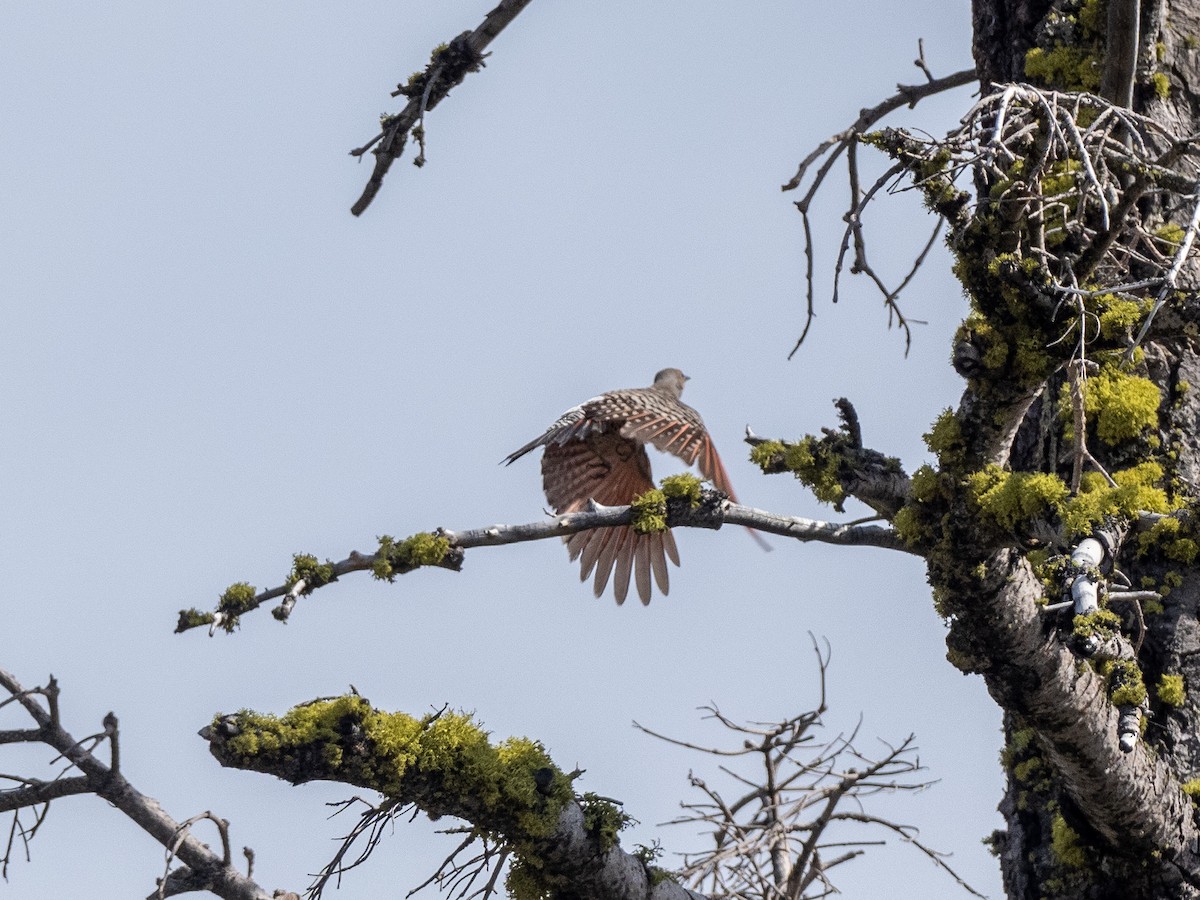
[0,667,278,900]
[178,488,915,634]
[349,0,536,216]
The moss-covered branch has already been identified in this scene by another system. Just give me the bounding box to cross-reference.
[201,697,701,900]
[746,399,911,518]
[178,484,913,635]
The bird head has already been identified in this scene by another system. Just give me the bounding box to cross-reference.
[653,368,689,397]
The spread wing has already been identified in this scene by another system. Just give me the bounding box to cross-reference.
[619,402,740,501]
[620,401,772,552]
[540,431,679,605]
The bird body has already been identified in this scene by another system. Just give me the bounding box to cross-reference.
[504,368,746,605]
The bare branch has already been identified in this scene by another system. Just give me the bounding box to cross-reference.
[349,0,536,216]
[0,667,278,900]
[644,647,980,900]
[783,50,974,356]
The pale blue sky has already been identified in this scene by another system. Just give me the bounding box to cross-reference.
[1,2,999,897]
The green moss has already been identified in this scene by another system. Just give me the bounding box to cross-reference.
[893,505,932,549]
[1108,659,1148,707]
[749,440,785,470]
[1072,608,1122,642]
[1156,223,1186,248]
[1152,71,1172,98]
[1157,673,1186,707]
[909,465,940,502]
[646,867,675,887]
[506,857,557,900]
[925,409,965,468]
[1059,463,1173,538]
[1050,813,1087,868]
[1040,160,1082,199]
[1095,294,1151,340]
[1013,757,1043,783]
[630,489,668,534]
[1137,515,1199,564]
[787,439,845,505]
[1075,368,1162,446]
[1079,0,1104,31]
[213,582,258,632]
[579,792,633,852]
[217,698,573,847]
[1183,778,1200,799]
[176,607,216,630]
[633,842,664,867]
[373,532,451,581]
[287,553,335,594]
[1010,727,1036,754]
[751,437,846,506]
[1025,46,1102,91]
[967,465,1069,533]
[1024,0,1105,93]
[1144,597,1166,615]
[660,473,702,506]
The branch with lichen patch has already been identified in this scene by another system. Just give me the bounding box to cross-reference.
[349,0,535,216]
[201,697,708,900]
[178,486,915,634]
[941,550,1200,886]
[746,399,911,518]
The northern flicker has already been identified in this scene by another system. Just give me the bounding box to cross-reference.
[504,368,759,605]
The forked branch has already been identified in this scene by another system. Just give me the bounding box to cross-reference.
[643,639,983,900]
[0,667,278,900]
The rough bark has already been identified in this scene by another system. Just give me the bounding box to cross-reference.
[950,1,1200,896]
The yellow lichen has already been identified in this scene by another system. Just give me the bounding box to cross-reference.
[1066,368,1162,446]
[967,466,1069,533]
[1050,813,1087,868]
[1157,673,1186,707]
[1059,463,1173,538]
[373,532,451,581]
[630,489,668,534]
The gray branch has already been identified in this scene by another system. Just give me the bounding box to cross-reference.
[349,0,536,216]
[0,667,278,900]
[182,492,914,633]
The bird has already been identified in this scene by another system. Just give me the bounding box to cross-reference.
[504,368,763,605]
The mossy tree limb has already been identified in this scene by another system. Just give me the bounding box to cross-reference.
[746,399,911,518]
[201,697,704,900]
[179,487,914,634]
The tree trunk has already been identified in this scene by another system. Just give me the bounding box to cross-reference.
[941,0,1200,896]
